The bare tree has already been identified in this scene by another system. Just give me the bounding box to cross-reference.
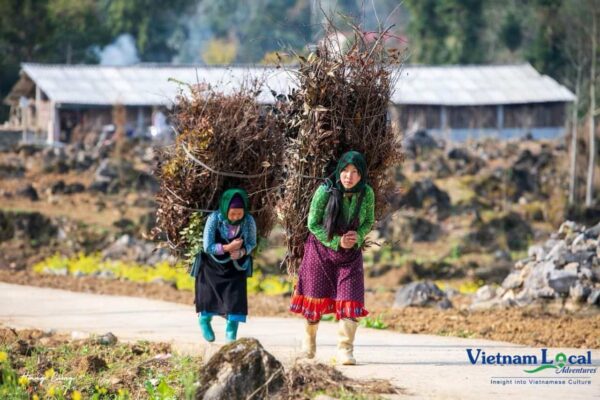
[585,10,598,207]
[569,73,581,205]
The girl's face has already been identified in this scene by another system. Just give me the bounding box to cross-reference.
[340,164,361,190]
[228,208,244,222]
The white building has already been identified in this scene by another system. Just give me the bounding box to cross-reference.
[2,63,575,144]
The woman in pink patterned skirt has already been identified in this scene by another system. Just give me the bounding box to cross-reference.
[290,151,375,365]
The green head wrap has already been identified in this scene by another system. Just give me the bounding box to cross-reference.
[218,188,249,225]
[334,151,368,193]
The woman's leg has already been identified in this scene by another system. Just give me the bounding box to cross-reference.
[337,317,358,365]
[198,313,215,342]
[225,314,246,343]
[302,318,320,359]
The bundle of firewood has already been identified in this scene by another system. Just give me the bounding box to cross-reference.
[151,80,285,264]
[280,24,405,274]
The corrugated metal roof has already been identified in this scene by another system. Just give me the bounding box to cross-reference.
[393,64,575,105]
[20,63,575,107]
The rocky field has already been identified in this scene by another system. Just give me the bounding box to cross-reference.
[1,132,599,350]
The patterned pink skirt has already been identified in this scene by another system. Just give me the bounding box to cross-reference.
[290,233,369,321]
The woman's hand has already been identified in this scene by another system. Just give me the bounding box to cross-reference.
[340,231,357,249]
[230,248,245,260]
[223,238,244,253]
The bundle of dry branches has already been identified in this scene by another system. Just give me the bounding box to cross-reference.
[280,22,405,275]
[151,80,284,260]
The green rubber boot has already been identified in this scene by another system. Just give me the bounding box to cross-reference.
[198,315,215,342]
[225,320,239,343]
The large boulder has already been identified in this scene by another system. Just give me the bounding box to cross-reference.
[447,147,486,175]
[462,212,532,252]
[0,157,25,178]
[403,130,440,158]
[195,338,284,400]
[0,210,57,245]
[401,179,451,219]
[378,214,441,244]
[394,280,452,309]
[17,184,39,201]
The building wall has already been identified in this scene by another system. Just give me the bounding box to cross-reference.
[55,105,156,142]
[394,102,569,141]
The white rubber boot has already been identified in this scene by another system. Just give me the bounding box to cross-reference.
[301,320,319,359]
[337,318,358,365]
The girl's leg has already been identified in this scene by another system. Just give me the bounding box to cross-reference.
[225,320,239,343]
[224,314,245,343]
[337,317,358,365]
[198,314,215,342]
[302,318,320,359]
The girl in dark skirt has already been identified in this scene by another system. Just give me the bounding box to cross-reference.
[195,188,256,343]
[290,151,375,365]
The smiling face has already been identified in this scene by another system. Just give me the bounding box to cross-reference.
[340,163,361,190]
[227,208,245,222]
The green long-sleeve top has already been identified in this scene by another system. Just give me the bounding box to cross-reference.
[307,184,375,251]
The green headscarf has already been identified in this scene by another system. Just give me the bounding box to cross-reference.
[333,151,368,193]
[323,151,368,240]
[218,188,249,225]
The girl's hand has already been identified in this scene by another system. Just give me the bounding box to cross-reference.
[231,248,245,260]
[230,238,244,251]
[224,239,243,253]
[341,233,357,249]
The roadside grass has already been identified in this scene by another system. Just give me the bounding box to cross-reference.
[0,332,199,400]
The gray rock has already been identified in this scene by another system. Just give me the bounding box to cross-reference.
[569,283,591,302]
[50,180,66,194]
[528,245,546,261]
[545,240,567,262]
[475,285,497,302]
[572,233,586,247]
[94,159,118,182]
[515,289,535,305]
[469,298,502,311]
[523,261,555,292]
[587,289,600,305]
[97,332,118,346]
[437,297,453,309]
[533,286,556,299]
[0,157,25,178]
[559,221,579,235]
[579,267,593,280]
[547,270,578,294]
[563,262,579,273]
[195,338,284,400]
[64,183,85,195]
[584,222,600,239]
[473,220,600,309]
[394,281,448,308]
[401,179,451,219]
[403,130,440,158]
[88,181,109,193]
[404,216,441,242]
[18,184,39,201]
[502,271,524,290]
